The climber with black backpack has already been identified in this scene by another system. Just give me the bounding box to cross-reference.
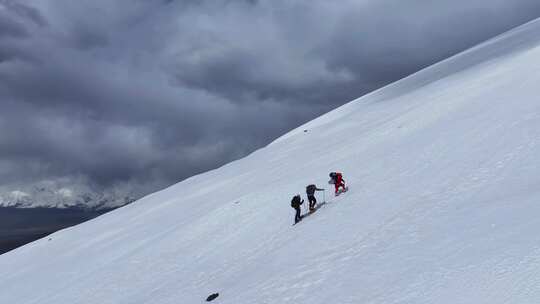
[290,194,304,224]
[306,184,324,212]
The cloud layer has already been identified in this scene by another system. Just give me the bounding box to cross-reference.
[1,0,540,200]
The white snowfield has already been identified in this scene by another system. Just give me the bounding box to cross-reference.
[2,18,540,304]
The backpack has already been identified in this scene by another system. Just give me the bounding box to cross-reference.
[329,172,337,183]
[290,195,301,208]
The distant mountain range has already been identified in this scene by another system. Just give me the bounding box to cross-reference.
[0,186,135,210]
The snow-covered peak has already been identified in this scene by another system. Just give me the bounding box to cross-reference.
[2,18,540,304]
[0,181,135,209]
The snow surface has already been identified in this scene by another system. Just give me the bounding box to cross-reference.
[2,18,540,304]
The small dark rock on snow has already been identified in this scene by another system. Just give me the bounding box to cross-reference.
[206,293,219,302]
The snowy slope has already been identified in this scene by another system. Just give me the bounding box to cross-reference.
[2,18,540,304]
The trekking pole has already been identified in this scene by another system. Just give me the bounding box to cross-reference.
[323,189,326,203]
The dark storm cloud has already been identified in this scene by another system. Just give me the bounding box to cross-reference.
[0,15,26,38]
[1,0,540,199]
[0,0,46,27]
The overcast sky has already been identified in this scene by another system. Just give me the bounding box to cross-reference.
[1,0,540,200]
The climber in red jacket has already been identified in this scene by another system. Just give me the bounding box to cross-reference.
[329,172,347,195]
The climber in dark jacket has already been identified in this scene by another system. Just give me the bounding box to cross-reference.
[305,184,324,212]
[290,194,304,224]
